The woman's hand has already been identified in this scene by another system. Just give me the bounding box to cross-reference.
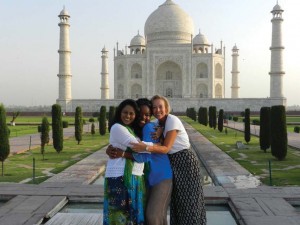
[131,141,147,152]
[151,125,163,140]
[106,145,123,158]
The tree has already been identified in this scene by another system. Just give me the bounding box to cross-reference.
[0,104,10,176]
[99,106,107,136]
[40,117,50,160]
[91,123,95,135]
[218,109,224,132]
[208,106,213,128]
[259,107,271,152]
[212,106,217,129]
[203,107,208,126]
[197,107,201,124]
[52,104,63,153]
[75,106,83,144]
[271,105,287,160]
[244,108,251,144]
[108,106,116,130]
[10,111,20,126]
[190,107,197,121]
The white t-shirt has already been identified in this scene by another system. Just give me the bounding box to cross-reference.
[105,123,152,178]
[163,114,190,154]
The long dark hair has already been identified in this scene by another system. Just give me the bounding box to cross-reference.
[109,99,140,131]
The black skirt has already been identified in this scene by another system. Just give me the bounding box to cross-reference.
[168,149,207,225]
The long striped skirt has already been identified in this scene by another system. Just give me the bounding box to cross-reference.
[103,176,146,225]
[168,149,207,225]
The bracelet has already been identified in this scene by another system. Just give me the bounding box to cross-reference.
[121,151,125,158]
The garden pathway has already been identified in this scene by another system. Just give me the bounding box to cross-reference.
[225,121,300,150]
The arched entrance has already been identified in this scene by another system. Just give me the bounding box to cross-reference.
[156,61,182,98]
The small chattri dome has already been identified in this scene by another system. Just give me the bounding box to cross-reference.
[102,46,108,52]
[273,4,283,11]
[232,44,239,51]
[193,31,209,46]
[130,32,146,46]
[59,7,70,16]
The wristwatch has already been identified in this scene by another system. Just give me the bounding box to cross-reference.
[145,146,149,152]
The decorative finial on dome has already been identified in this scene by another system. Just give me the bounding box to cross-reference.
[138,30,139,35]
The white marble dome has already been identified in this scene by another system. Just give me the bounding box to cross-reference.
[130,33,146,46]
[144,0,194,43]
[272,4,283,11]
[193,31,209,46]
[59,8,70,16]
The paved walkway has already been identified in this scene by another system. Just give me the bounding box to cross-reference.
[225,121,300,150]
[0,122,300,225]
[9,124,94,155]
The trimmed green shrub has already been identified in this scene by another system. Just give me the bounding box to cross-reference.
[75,106,83,144]
[218,109,224,132]
[259,107,271,152]
[91,123,95,135]
[52,104,63,153]
[40,117,50,160]
[0,104,10,176]
[99,106,107,136]
[244,108,251,143]
[233,116,239,122]
[89,118,95,123]
[271,105,287,160]
[108,106,116,130]
[62,121,69,128]
[294,126,300,133]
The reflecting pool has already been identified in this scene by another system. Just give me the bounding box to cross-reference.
[59,203,238,225]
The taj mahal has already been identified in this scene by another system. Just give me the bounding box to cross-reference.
[56,0,286,113]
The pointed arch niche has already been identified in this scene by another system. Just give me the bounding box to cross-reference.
[156,61,182,98]
[131,84,142,99]
[197,84,208,98]
[215,63,222,79]
[215,83,222,98]
[196,63,208,78]
[117,65,124,79]
[131,63,142,79]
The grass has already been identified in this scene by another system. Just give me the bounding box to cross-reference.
[182,116,300,186]
[6,116,93,124]
[8,126,42,137]
[0,132,109,183]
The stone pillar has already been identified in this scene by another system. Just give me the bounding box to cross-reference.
[231,44,240,98]
[57,7,72,111]
[101,47,109,99]
[269,4,285,98]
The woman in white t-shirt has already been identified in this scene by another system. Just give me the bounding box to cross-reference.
[103,99,151,225]
[131,95,207,225]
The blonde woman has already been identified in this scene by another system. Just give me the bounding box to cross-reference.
[131,95,206,225]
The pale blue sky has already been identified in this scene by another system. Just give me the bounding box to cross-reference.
[0,0,299,106]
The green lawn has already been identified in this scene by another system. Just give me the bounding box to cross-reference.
[6,116,93,124]
[0,132,109,183]
[182,116,300,186]
[8,126,42,137]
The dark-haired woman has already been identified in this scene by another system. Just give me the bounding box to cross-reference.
[103,99,152,225]
[107,98,173,225]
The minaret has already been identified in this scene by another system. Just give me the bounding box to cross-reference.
[231,44,240,98]
[57,7,72,110]
[269,3,285,98]
[101,47,109,99]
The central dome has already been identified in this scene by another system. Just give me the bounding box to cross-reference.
[144,0,194,44]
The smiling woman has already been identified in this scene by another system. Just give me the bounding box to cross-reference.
[104,99,148,225]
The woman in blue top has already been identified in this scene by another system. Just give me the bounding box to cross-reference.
[107,98,172,225]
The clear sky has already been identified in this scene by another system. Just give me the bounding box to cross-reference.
[0,0,299,107]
